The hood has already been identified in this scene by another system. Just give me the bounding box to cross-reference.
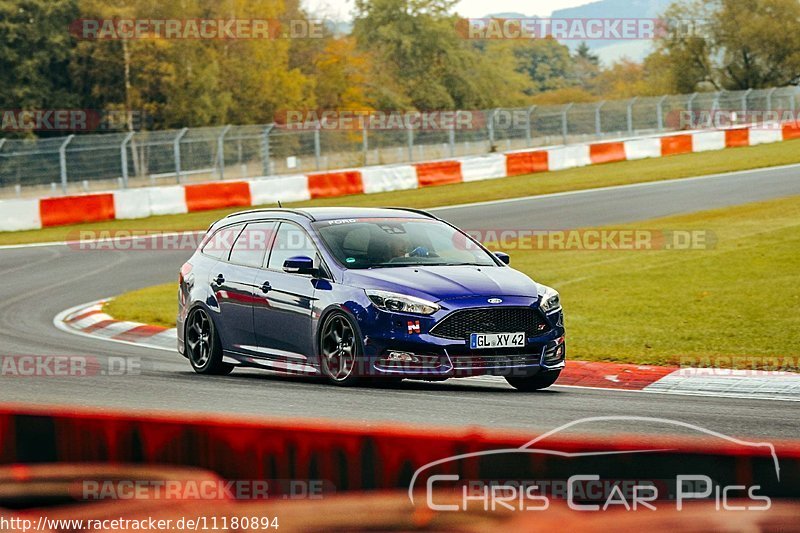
[344,265,538,302]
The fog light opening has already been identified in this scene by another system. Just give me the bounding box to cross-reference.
[386,351,420,363]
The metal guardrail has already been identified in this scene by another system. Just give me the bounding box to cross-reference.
[0,86,797,198]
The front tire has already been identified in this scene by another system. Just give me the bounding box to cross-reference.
[319,312,362,386]
[506,370,560,391]
[186,307,234,375]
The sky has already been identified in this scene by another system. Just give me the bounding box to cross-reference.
[303,0,593,20]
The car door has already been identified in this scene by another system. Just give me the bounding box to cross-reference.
[212,221,277,354]
[253,221,319,362]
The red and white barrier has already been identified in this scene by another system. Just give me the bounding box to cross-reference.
[361,165,418,194]
[623,137,662,160]
[113,189,152,220]
[691,131,727,152]
[547,144,592,171]
[749,128,784,145]
[149,186,188,216]
[249,174,311,205]
[0,199,42,231]
[1,124,797,233]
[505,150,548,176]
[460,154,507,182]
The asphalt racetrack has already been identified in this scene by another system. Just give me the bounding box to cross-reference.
[1,165,799,439]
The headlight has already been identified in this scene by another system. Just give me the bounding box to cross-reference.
[538,285,561,314]
[366,289,440,315]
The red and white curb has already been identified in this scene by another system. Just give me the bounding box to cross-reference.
[54,300,176,352]
[56,300,800,401]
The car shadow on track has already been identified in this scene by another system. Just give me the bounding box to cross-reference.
[169,369,562,395]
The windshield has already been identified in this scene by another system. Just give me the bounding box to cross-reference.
[313,218,498,269]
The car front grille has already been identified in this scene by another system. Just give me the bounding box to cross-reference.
[430,307,551,340]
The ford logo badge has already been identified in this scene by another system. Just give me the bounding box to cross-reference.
[487,298,503,304]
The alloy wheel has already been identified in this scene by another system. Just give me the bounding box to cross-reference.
[187,308,212,369]
[321,314,358,382]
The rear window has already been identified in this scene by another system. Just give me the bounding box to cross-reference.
[229,221,277,267]
[201,225,243,260]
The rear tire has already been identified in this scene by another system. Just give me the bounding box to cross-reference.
[186,307,234,376]
[506,371,560,391]
[319,312,362,387]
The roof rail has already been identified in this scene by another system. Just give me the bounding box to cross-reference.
[223,208,316,221]
[380,207,438,219]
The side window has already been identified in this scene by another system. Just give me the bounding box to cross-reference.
[267,223,318,271]
[229,221,277,268]
[201,224,244,260]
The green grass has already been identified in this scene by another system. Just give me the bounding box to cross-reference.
[104,283,177,328]
[104,195,800,370]
[3,138,800,246]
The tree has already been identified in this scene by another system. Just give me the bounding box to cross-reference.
[511,38,575,95]
[713,0,800,88]
[647,0,800,91]
[352,0,530,109]
[0,0,81,122]
[572,41,601,89]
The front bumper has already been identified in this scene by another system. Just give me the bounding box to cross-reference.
[356,297,566,378]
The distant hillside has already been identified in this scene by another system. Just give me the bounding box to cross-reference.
[553,0,672,62]
[484,0,674,64]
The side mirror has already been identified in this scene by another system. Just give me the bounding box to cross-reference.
[494,252,510,265]
[283,255,316,275]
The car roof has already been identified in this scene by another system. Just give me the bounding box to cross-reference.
[219,207,435,225]
[298,207,434,221]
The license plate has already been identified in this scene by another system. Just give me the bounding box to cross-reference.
[469,332,525,349]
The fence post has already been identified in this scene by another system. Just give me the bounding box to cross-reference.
[362,123,368,164]
[488,108,499,148]
[656,95,668,131]
[687,92,698,114]
[174,127,188,183]
[712,91,721,112]
[561,103,573,144]
[120,131,135,189]
[626,97,638,134]
[59,135,75,194]
[448,125,455,157]
[407,128,414,162]
[594,101,605,136]
[526,105,536,147]
[217,125,232,180]
[766,87,777,113]
[792,87,799,113]
[0,139,6,191]
[314,124,321,171]
[741,88,752,114]
[261,124,274,176]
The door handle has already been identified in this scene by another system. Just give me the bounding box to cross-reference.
[213,274,225,286]
[260,281,272,293]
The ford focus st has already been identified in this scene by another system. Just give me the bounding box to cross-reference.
[178,207,565,391]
